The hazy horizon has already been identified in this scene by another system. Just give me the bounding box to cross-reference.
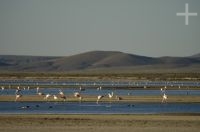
[0,0,199,57]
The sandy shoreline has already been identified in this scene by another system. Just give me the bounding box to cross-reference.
[0,114,200,132]
[1,95,200,103]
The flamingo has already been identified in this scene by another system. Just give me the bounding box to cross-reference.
[79,86,85,91]
[96,95,104,104]
[15,89,21,94]
[59,89,64,96]
[15,94,22,102]
[160,88,164,93]
[1,86,5,91]
[162,93,168,103]
[59,90,66,101]
[108,92,114,99]
[36,87,44,96]
[36,87,40,93]
[53,95,58,100]
[108,92,114,103]
[160,87,166,93]
[60,95,66,101]
[17,86,20,90]
[115,95,122,101]
[37,92,45,96]
[97,86,102,91]
[44,94,51,100]
[74,92,82,102]
[15,86,21,94]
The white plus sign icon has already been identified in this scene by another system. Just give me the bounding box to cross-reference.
[176,3,198,25]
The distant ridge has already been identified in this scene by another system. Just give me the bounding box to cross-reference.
[0,51,200,72]
[190,53,200,58]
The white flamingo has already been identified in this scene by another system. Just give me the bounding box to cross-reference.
[15,89,21,94]
[1,86,4,91]
[115,95,122,101]
[36,87,40,93]
[17,86,20,90]
[96,95,104,104]
[74,92,82,102]
[53,95,58,100]
[97,86,102,91]
[60,95,66,101]
[36,87,44,96]
[108,92,114,99]
[37,92,45,96]
[162,93,168,103]
[160,86,166,93]
[160,88,164,93]
[44,94,51,100]
[15,94,22,102]
[108,92,114,103]
[59,90,66,101]
[79,86,85,91]
[59,90,64,96]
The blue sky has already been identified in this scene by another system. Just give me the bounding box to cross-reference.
[0,0,199,57]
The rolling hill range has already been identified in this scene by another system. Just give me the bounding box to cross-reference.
[0,51,200,72]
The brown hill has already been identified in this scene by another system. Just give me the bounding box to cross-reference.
[0,51,200,72]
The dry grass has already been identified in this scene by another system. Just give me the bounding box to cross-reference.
[0,114,200,132]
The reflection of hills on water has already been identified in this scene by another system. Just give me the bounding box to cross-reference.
[0,51,200,72]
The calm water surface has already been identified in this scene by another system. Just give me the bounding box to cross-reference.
[0,102,200,114]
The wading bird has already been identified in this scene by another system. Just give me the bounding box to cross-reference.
[97,86,102,91]
[53,95,58,100]
[17,86,20,90]
[160,86,167,93]
[37,92,45,96]
[15,94,22,102]
[74,92,82,102]
[96,95,104,104]
[59,89,64,96]
[36,87,40,93]
[1,86,4,91]
[36,86,44,96]
[108,92,114,102]
[79,86,85,91]
[115,95,122,101]
[162,93,168,103]
[108,92,114,99]
[59,90,66,101]
[44,94,51,100]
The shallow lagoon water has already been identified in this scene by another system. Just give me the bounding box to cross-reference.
[0,80,200,87]
[0,80,200,114]
[0,102,200,114]
[1,88,200,96]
